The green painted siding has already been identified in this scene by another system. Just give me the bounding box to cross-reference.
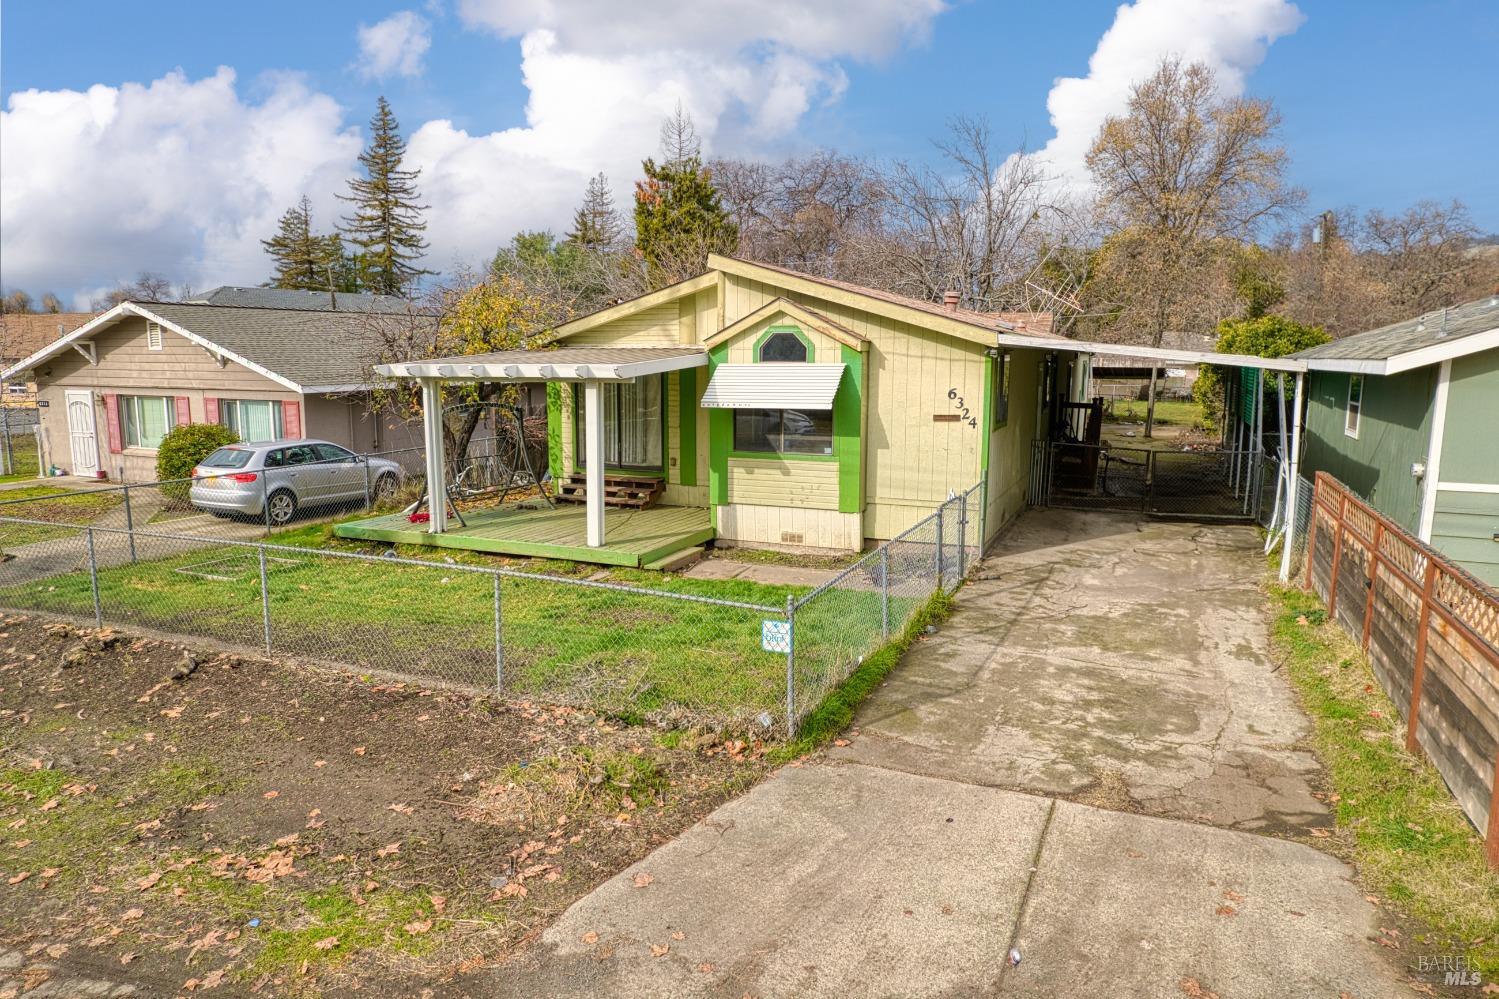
[678,367,697,486]
[1433,350,1499,585]
[546,383,563,481]
[707,344,731,506]
[836,344,864,513]
[1301,368,1434,534]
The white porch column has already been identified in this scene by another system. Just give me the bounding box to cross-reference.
[1278,370,1305,582]
[583,379,606,547]
[420,378,448,534]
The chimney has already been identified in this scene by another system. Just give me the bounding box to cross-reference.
[943,289,960,312]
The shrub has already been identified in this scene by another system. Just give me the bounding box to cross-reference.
[1196,315,1329,429]
[156,423,239,502]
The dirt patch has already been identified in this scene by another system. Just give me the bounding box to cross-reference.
[0,614,770,997]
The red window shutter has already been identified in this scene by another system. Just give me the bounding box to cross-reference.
[282,399,301,438]
[175,396,191,426]
[103,394,123,454]
[204,397,219,424]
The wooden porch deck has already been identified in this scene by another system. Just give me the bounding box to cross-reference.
[332,502,714,568]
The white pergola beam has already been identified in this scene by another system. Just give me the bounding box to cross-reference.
[1278,370,1304,582]
[583,379,606,547]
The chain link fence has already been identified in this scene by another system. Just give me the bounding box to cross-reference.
[0,480,987,739]
[1255,457,1315,571]
[783,482,984,733]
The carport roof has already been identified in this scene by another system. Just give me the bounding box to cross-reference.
[375,346,708,382]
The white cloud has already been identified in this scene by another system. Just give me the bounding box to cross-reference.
[1022,0,1305,192]
[0,68,360,306]
[356,11,432,80]
[2,2,946,301]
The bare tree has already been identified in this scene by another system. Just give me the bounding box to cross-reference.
[658,101,701,168]
[91,272,182,309]
[1084,56,1300,435]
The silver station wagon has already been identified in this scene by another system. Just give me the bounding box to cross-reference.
[189,439,403,525]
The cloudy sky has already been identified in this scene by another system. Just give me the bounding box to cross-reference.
[3,0,1496,307]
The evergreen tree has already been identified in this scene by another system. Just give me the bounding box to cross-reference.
[566,173,622,250]
[262,196,345,290]
[339,97,433,296]
[633,108,737,287]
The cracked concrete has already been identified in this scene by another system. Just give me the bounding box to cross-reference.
[830,510,1329,836]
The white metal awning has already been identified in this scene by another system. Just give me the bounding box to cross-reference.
[700,363,845,409]
[375,346,707,382]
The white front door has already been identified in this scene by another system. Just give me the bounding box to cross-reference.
[64,390,99,477]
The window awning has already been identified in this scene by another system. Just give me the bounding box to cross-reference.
[700,363,845,410]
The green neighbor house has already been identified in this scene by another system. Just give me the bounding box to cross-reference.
[1294,295,1499,586]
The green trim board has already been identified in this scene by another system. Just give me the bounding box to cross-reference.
[980,350,994,478]
[546,383,564,482]
[678,367,697,486]
[753,324,815,363]
[836,343,864,513]
[707,344,731,506]
[333,503,714,568]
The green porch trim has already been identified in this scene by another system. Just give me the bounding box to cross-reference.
[753,324,815,363]
[836,343,864,513]
[707,344,731,505]
[980,350,994,479]
[678,367,697,486]
[546,383,563,482]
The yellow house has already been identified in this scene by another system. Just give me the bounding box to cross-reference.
[540,255,1066,552]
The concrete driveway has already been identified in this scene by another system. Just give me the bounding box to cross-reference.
[830,510,1329,835]
[482,512,1409,998]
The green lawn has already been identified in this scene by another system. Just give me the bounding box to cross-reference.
[1104,398,1204,426]
[0,539,917,734]
[0,430,39,483]
[1269,584,1499,977]
[0,484,123,546]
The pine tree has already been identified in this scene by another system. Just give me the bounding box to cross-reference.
[262,196,343,290]
[633,155,737,287]
[339,97,433,297]
[566,173,622,250]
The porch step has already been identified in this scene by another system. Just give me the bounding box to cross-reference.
[556,474,665,509]
[642,546,705,573]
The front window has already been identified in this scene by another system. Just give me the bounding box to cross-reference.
[758,329,809,363]
[1345,375,1362,438]
[200,447,253,469]
[575,376,663,469]
[993,351,1011,427]
[733,408,834,456]
[219,399,285,442]
[120,395,174,449]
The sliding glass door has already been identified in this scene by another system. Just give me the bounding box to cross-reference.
[576,376,662,470]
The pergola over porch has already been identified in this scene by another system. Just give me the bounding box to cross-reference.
[375,346,708,548]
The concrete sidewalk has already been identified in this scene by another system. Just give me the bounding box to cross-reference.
[490,763,1400,998]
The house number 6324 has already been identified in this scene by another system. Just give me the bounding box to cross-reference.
[947,388,978,428]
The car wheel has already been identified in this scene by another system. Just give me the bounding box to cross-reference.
[266,489,298,526]
[373,472,399,502]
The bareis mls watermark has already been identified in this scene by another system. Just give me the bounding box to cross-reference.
[1415,954,1486,988]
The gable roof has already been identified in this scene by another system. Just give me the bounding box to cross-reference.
[552,258,1065,349]
[1292,295,1499,374]
[191,286,426,314]
[703,298,868,353]
[0,313,98,362]
[2,301,436,393]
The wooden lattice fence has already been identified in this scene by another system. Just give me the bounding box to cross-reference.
[1304,472,1499,866]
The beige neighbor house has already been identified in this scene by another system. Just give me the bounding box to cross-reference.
[0,312,99,405]
[1,299,434,482]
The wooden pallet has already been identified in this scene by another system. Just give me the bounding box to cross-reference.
[555,473,665,509]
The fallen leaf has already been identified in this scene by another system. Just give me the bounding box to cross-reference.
[352,747,366,756]
[1214,905,1237,917]
[581,932,599,944]
[6,872,29,885]
[1180,979,1220,999]
[698,962,716,974]
[650,944,669,958]
[632,872,653,889]
[1310,827,1331,838]
[387,803,414,816]
[671,931,685,941]
[429,894,446,913]
[833,738,850,747]
[136,872,162,891]
[377,842,401,858]
[404,919,433,935]
[120,952,138,965]
[312,936,339,951]
[38,798,59,811]
[44,944,67,959]
[1222,889,1244,903]
[121,907,144,921]
[262,790,279,800]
